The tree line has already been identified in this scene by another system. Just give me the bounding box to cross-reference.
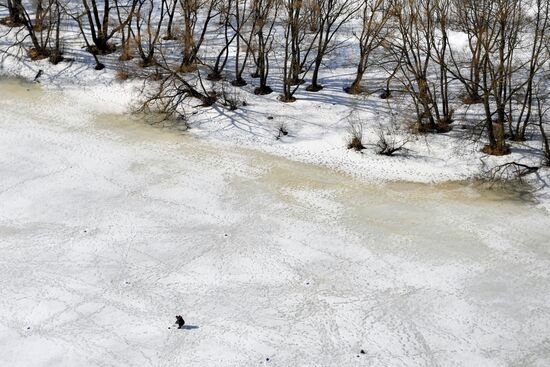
[1,0,550,160]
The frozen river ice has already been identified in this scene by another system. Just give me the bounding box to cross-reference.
[0,79,549,366]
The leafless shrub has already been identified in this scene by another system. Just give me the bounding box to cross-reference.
[118,41,134,62]
[481,161,539,185]
[376,113,410,156]
[116,69,129,81]
[218,83,246,111]
[347,116,365,151]
[276,122,288,140]
[115,61,130,81]
[136,73,192,128]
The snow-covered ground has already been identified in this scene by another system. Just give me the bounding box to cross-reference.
[1,78,550,366]
[2,28,550,213]
[1,8,550,365]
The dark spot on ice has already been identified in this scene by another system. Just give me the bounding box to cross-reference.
[27,327,30,330]
[360,349,365,354]
[306,282,309,285]
[224,234,228,237]
[266,357,269,361]
[267,116,274,120]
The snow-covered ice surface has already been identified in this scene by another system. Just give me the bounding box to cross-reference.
[1,79,550,366]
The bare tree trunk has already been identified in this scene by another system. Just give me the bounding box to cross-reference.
[252,0,278,95]
[511,0,549,141]
[281,0,319,101]
[347,0,390,95]
[13,1,51,59]
[163,0,179,40]
[179,0,219,72]
[307,0,361,92]
[2,0,24,26]
[207,0,235,80]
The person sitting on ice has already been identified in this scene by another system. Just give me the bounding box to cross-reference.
[175,315,185,329]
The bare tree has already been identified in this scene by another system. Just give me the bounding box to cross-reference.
[280,0,319,102]
[163,0,179,40]
[231,0,255,86]
[1,0,24,26]
[206,0,236,80]
[12,0,63,62]
[510,0,549,141]
[49,0,63,63]
[80,0,120,53]
[536,93,550,166]
[429,0,453,126]
[178,0,219,71]
[390,0,450,132]
[251,0,279,95]
[130,0,166,67]
[306,0,361,91]
[346,0,392,94]
[115,0,138,61]
[477,0,524,155]
[448,0,489,104]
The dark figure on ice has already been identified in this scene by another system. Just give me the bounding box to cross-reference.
[34,69,43,82]
[175,315,185,329]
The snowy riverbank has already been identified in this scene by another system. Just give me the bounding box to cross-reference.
[2,46,550,213]
[1,77,550,366]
